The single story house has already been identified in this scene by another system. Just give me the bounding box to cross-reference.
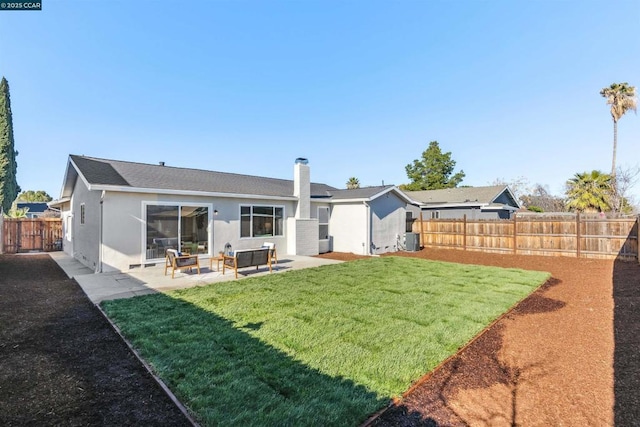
[404,185,520,220]
[51,155,413,272]
[16,202,50,218]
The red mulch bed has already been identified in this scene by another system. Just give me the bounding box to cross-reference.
[319,248,639,426]
[3,251,637,426]
[0,254,192,426]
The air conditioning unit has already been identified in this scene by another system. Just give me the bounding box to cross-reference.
[405,232,420,252]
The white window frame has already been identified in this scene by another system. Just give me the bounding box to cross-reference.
[141,201,213,261]
[80,203,85,225]
[430,210,440,219]
[239,204,285,239]
[318,206,330,241]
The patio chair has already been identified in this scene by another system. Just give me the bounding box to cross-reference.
[164,249,200,279]
[261,242,278,264]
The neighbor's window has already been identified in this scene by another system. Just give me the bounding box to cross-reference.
[405,211,414,232]
[318,206,329,240]
[430,211,440,219]
[240,205,284,238]
[80,204,85,225]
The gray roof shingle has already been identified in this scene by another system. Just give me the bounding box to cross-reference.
[404,185,508,205]
[327,185,395,200]
[69,155,338,198]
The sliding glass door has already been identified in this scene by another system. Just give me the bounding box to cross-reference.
[145,203,210,260]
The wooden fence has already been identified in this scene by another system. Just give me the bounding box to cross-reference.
[1,218,63,254]
[413,213,639,261]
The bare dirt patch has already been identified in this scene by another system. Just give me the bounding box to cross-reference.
[0,254,192,426]
[320,249,626,426]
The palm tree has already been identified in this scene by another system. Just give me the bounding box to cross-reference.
[346,177,360,189]
[600,83,637,180]
[565,170,612,213]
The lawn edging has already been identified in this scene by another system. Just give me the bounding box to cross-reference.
[359,275,554,427]
[95,303,201,427]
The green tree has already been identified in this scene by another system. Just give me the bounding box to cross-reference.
[565,170,612,213]
[0,77,20,213]
[16,190,52,202]
[600,83,637,181]
[3,206,28,218]
[346,177,360,189]
[401,141,465,191]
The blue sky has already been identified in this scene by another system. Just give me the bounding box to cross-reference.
[1,0,639,203]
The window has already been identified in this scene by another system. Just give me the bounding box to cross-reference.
[430,211,440,219]
[318,207,329,240]
[80,204,85,225]
[405,211,414,232]
[240,205,284,238]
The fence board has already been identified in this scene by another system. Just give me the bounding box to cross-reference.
[413,214,638,261]
[2,218,63,254]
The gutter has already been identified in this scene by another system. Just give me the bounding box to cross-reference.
[83,184,300,202]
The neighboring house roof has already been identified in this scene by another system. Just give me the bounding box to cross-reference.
[16,202,49,213]
[404,185,520,210]
[328,185,415,204]
[61,155,338,200]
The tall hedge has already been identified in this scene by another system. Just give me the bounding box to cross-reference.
[0,77,20,214]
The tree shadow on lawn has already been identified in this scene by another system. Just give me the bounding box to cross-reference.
[101,292,387,427]
[613,258,640,426]
[373,278,566,426]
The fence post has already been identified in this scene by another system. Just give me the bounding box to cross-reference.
[419,211,424,248]
[576,212,581,258]
[463,214,467,251]
[513,213,517,255]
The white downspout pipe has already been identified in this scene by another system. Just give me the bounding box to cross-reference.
[364,201,371,255]
[97,190,105,273]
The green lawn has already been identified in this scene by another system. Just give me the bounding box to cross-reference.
[102,256,549,426]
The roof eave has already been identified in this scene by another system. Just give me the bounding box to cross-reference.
[48,197,71,208]
[490,185,522,209]
[91,184,299,201]
[331,186,415,204]
[419,202,485,209]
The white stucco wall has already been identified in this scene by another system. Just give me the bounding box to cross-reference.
[70,178,101,271]
[210,197,295,256]
[96,192,298,271]
[329,203,368,255]
[57,200,73,256]
[328,193,408,255]
[369,192,407,254]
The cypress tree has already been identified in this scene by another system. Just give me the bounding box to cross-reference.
[0,77,20,214]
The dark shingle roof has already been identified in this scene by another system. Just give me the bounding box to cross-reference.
[328,185,396,200]
[404,185,508,205]
[16,202,49,213]
[69,155,337,198]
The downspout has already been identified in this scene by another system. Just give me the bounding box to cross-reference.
[364,201,371,255]
[97,190,105,273]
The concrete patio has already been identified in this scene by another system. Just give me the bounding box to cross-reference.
[49,252,343,303]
